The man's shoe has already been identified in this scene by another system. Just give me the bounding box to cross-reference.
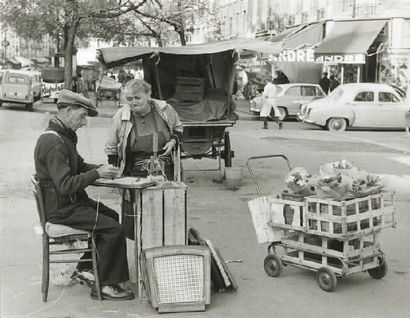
[262,126,268,129]
[71,269,95,288]
[91,285,135,301]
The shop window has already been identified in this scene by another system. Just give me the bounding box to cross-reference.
[354,91,374,102]
[379,92,400,103]
[301,86,316,96]
[285,86,301,96]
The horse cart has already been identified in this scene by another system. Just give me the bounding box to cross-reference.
[97,39,281,178]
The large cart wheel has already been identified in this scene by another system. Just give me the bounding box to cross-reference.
[264,254,283,277]
[316,267,337,292]
[223,131,233,167]
[368,258,388,279]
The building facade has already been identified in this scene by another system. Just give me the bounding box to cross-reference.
[0,25,56,65]
[217,0,410,38]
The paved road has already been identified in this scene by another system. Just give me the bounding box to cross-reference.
[1,105,410,317]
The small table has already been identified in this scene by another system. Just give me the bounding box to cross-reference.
[92,177,188,300]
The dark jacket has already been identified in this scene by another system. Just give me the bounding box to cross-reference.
[34,118,100,219]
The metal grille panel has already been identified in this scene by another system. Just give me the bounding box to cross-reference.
[153,255,204,304]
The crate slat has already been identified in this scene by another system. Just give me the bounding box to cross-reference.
[164,187,187,245]
[142,189,164,249]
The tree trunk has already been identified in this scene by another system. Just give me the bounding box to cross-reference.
[178,30,186,46]
[64,21,79,90]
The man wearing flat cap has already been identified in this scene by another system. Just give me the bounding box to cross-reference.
[34,90,134,300]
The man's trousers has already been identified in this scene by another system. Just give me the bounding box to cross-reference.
[49,198,129,286]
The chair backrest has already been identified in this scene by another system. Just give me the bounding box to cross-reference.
[31,175,47,227]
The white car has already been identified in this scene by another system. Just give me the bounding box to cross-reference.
[298,83,408,131]
[249,83,325,119]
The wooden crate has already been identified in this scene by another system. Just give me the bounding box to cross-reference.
[175,77,205,102]
[304,193,396,240]
[141,181,188,248]
[135,181,188,300]
[279,231,384,277]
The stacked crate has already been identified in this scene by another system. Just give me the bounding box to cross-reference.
[174,77,205,102]
[304,193,395,240]
[269,192,396,277]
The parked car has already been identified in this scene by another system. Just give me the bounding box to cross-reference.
[249,83,325,119]
[298,83,409,131]
[0,69,42,111]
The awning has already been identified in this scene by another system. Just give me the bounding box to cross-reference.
[283,22,323,50]
[98,38,282,68]
[314,19,387,63]
[269,25,306,42]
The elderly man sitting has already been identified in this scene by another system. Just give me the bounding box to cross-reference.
[34,89,134,300]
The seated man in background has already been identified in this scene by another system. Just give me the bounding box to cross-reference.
[34,89,134,301]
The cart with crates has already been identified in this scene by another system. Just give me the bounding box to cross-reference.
[247,155,396,292]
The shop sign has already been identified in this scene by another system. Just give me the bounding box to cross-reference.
[314,53,365,64]
[1,40,10,47]
[269,49,366,64]
[270,49,315,63]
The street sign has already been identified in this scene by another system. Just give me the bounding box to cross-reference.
[1,40,10,47]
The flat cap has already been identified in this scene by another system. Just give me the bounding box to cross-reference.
[57,89,98,117]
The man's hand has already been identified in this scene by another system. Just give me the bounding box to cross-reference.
[96,164,119,179]
[162,139,176,156]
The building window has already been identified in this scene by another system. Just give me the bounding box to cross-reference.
[355,0,378,16]
[342,0,352,12]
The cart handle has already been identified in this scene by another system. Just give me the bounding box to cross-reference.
[246,154,293,197]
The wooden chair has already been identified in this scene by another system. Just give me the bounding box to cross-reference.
[31,175,102,302]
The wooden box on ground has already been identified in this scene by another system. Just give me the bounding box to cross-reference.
[133,181,188,300]
[141,181,188,248]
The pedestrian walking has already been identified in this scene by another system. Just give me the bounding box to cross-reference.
[329,75,340,93]
[260,78,283,130]
[273,70,290,85]
[319,72,330,94]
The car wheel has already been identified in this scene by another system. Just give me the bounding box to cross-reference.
[25,102,33,111]
[0,100,2,107]
[278,107,288,120]
[326,118,347,131]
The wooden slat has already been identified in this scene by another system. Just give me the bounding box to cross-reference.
[164,187,186,245]
[142,188,164,249]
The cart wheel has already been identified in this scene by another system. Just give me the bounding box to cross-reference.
[223,131,232,167]
[368,258,388,279]
[264,254,283,277]
[316,267,337,292]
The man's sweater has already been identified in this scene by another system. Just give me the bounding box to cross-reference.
[34,117,100,218]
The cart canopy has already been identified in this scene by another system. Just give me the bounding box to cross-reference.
[98,38,282,68]
[97,39,281,122]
